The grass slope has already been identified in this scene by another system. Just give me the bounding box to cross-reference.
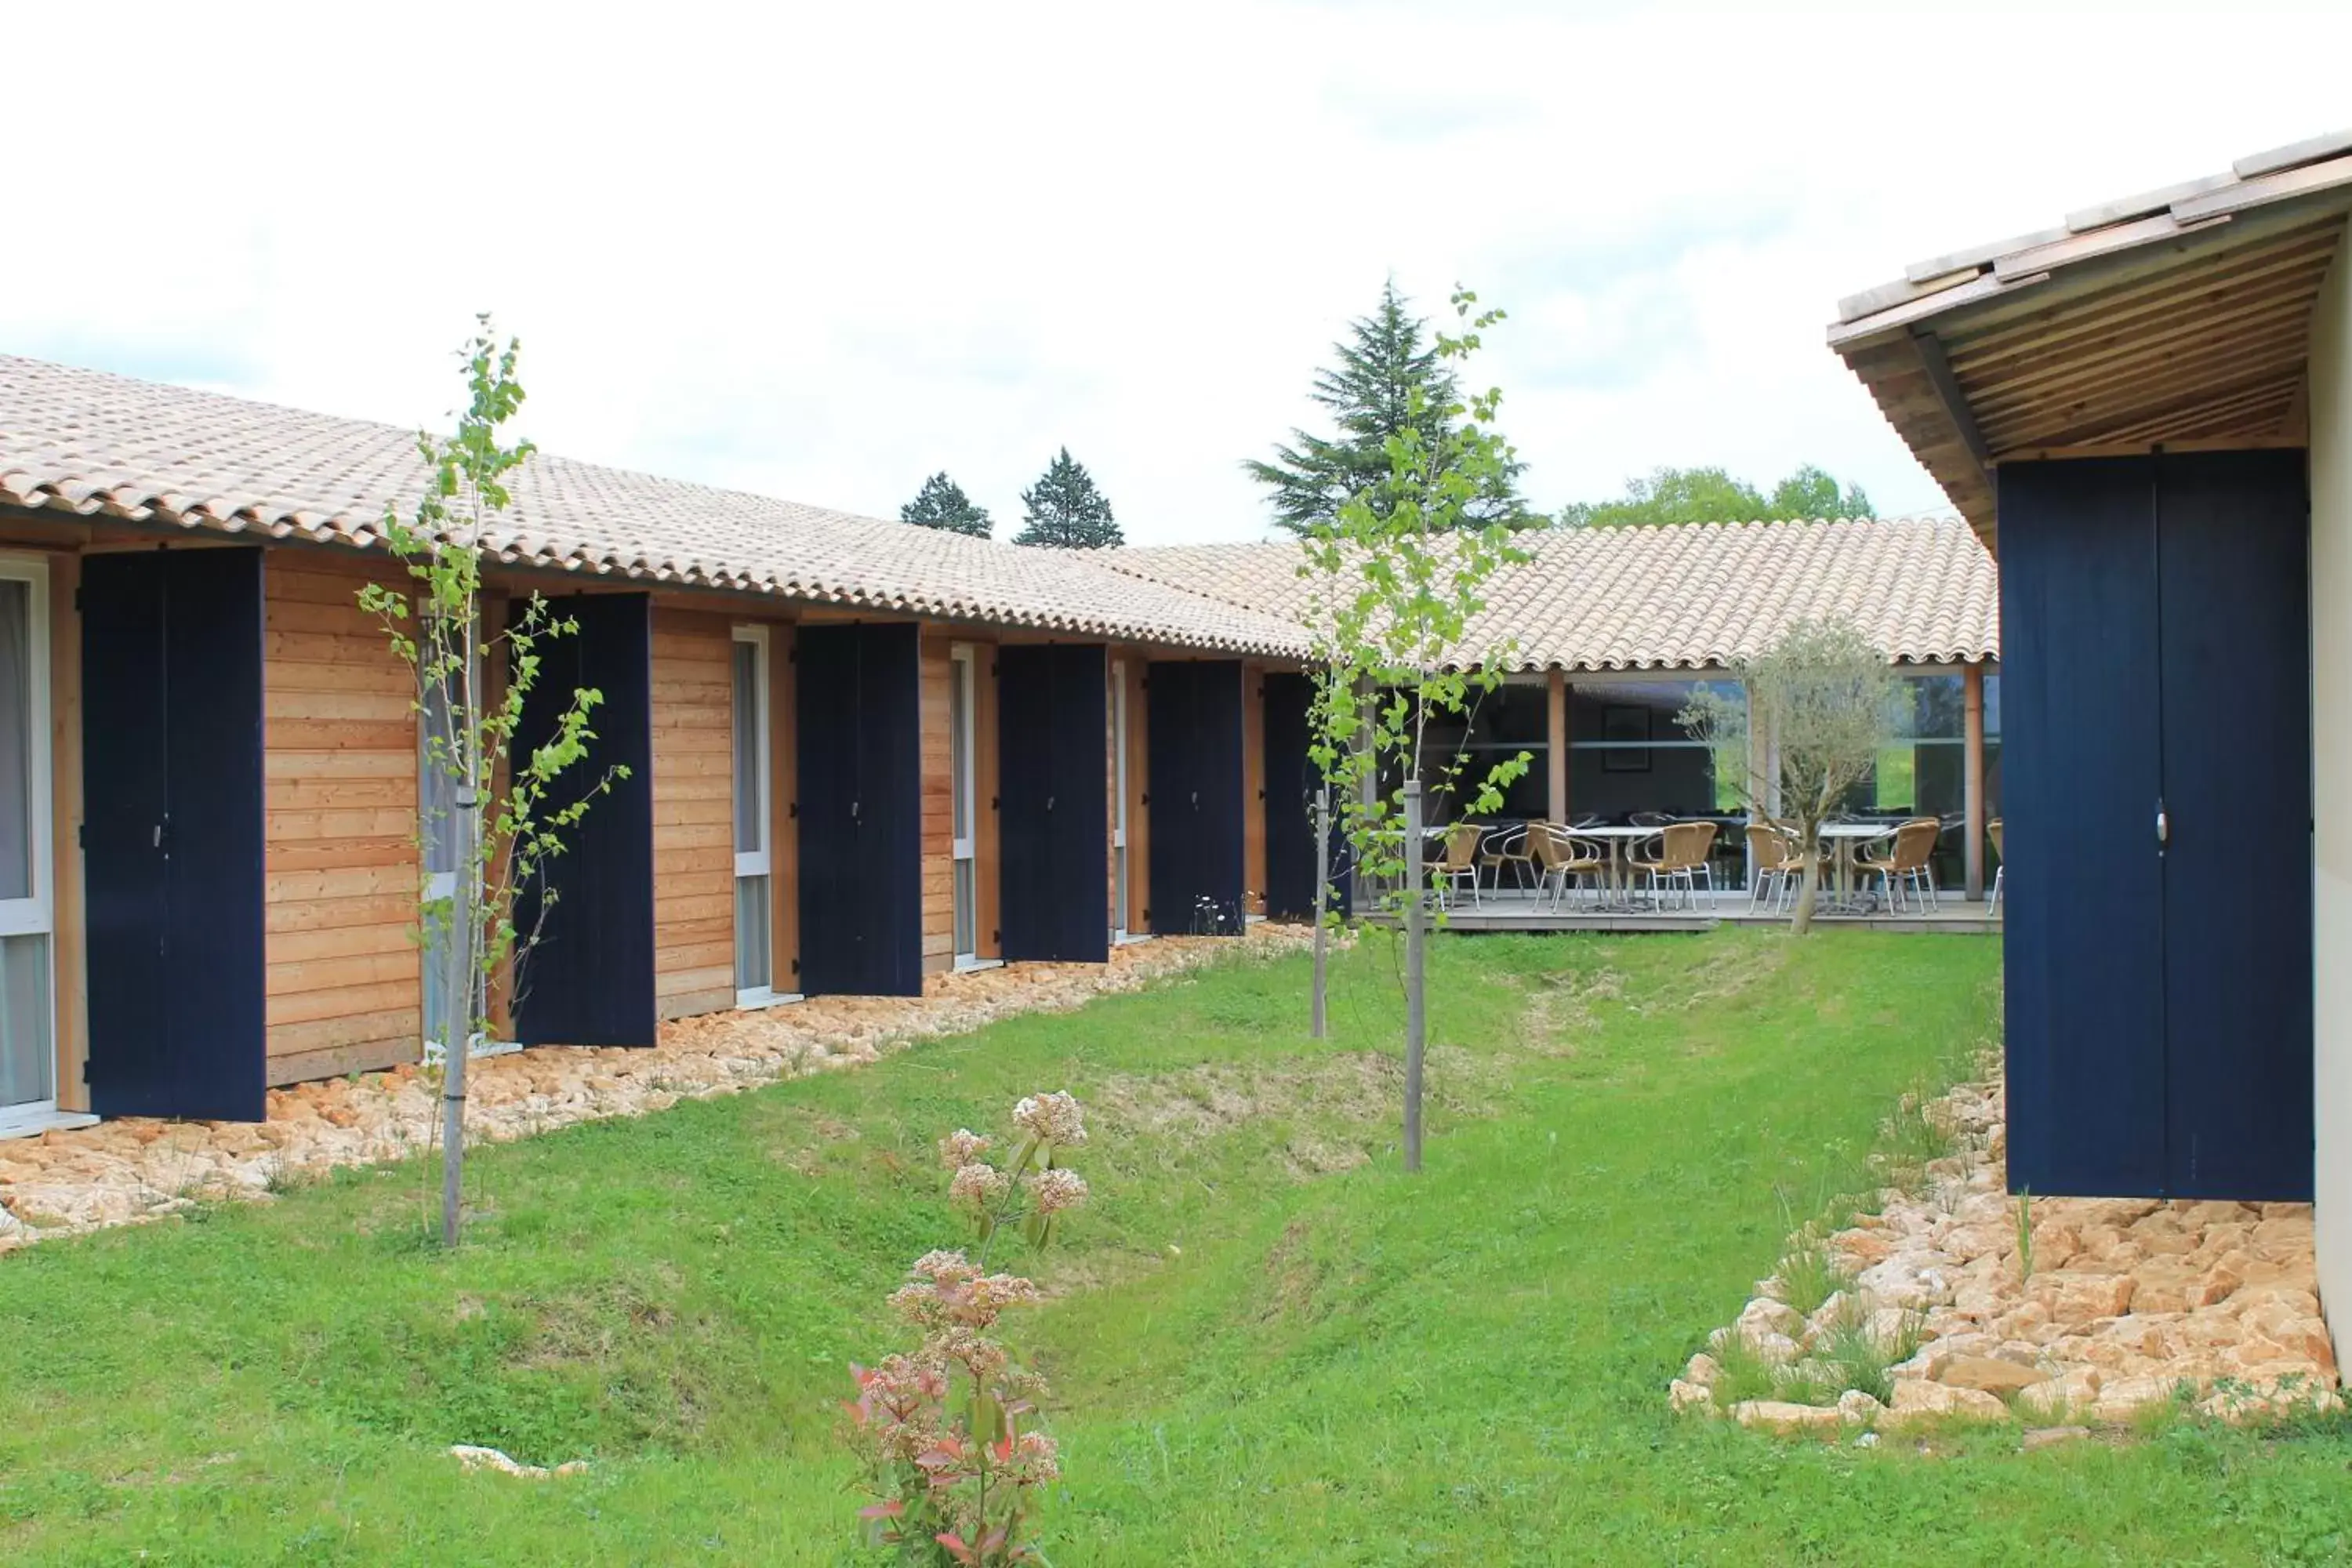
[2,930,2347,1565]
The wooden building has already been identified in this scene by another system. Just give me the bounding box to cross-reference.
[0,354,1996,1138]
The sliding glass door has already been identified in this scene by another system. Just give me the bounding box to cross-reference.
[732,627,777,1004]
[0,561,53,1129]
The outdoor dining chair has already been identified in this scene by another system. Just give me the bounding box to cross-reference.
[1987,818,2005,916]
[1529,822,1606,911]
[1743,822,1804,913]
[1635,821,1718,910]
[1477,822,1537,892]
[1435,822,1483,909]
[1857,818,1942,913]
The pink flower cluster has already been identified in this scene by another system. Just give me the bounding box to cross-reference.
[1012,1091,1087,1148]
[1026,1167,1088,1216]
[949,1161,1011,1213]
[938,1128,990,1168]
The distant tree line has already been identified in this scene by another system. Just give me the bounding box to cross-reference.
[899,448,1123,549]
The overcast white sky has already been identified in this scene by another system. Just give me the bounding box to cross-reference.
[10,1,2351,543]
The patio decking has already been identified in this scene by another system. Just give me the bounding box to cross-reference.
[1417,888,2001,935]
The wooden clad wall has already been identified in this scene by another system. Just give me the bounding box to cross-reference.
[262,554,422,1086]
[651,607,735,1019]
[973,645,1000,962]
[920,633,955,975]
[1121,655,1150,933]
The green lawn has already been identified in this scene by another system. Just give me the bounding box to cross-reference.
[4,929,2349,1565]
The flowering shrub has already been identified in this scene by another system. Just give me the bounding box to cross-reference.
[847,1092,1091,1565]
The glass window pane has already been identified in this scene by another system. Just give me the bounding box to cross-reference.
[735,874,771,993]
[953,858,976,957]
[0,580,31,901]
[0,932,50,1107]
[733,641,763,855]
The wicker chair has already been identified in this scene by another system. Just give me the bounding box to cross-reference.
[1435,822,1483,909]
[1477,822,1537,893]
[1744,822,1804,914]
[1636,821,1719,910]
[1530,823,1606,911]
[1987,818,2005,916]
[1857,818,1942,913]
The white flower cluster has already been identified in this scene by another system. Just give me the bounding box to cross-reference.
[1026,1167,1089,1216]
[1011,1091,1088,1149]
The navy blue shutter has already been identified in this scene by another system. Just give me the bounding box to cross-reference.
[1258,672,1349,920]
[83,548,267,1120]
[2000,459,2168,1196]
[2155,452,2311,1200]
[1146,660,1244,935]
[509,593,656,1047]
[2002,454,2313,1202]
[997,645,1109,963]
[796,623,924,996]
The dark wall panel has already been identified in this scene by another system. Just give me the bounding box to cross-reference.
[510,593,657,1047]
[1146,660,1244,935]
[83,548,267,1121]
[997,644,1109,964]
[797,623,924,996]
[2156,451,2312,1200]
[1998,459,2167,1196]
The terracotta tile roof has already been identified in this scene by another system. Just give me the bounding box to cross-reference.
[1101,518,1998,670]
[0,355,1308,656]
[1828,130,2352,543]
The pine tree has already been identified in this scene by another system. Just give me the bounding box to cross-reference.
[1014,448,1123,548]
[899,472,993,539]
[1245,278,1530,535]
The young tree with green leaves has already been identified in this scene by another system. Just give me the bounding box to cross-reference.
[1301,286,1531,1173]
[901,472,993,539]
[358,320,629,1247]
[1558,463,1874,528]
[1013,448,1122,548]
[1248,278,1530,535]
[1679,618,1899,935]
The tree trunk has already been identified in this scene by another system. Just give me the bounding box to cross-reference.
[441,775,475,1247]
[1311,783,1329,1040]
[1402,779,1425,1173]
[1789,844,1820,936]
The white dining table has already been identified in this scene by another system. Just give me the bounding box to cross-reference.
[1816,822,1898,909]
[1564,825,1666,909]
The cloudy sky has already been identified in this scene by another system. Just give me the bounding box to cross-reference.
[12,1,2351,542]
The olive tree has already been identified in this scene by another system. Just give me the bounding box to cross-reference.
[1679,617,1898,935]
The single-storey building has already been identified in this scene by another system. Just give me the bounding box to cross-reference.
[1828,130,2352,1325]
[0,354,1993,1138]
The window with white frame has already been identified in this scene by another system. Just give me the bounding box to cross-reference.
[0,558,53,1126]
[949,646,978,965]
[732,626,776,1004]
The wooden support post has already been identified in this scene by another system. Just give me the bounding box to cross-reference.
[1311,782,1329,1040]
[1963,660,1987,902]
[1546,668,1568,826]
[1402,778,1425,1174]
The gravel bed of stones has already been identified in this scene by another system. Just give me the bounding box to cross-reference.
[1673,1069,2336,1436]
[0,927,1312,1251]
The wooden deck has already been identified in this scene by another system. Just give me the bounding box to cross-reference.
[1410,888,2002,935]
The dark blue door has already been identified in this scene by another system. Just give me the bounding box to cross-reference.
[82,548,267,1120]
[997,644,1109,964]
[509,593,656,1047]
[2000,452,2310,1201]
[797,623,924,996]
[1146,660,1244,935]
[2155,452,2310,1200]
[1260,671,1349,920]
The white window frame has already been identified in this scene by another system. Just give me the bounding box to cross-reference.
[1110,659,1129,945]
[949,644,982,968]
[733,626,792,1008]
[0,555,54,1131]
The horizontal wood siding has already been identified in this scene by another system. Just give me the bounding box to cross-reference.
[263,555,422,1085]
[652,608,737,1019]
[920,634,954,974]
